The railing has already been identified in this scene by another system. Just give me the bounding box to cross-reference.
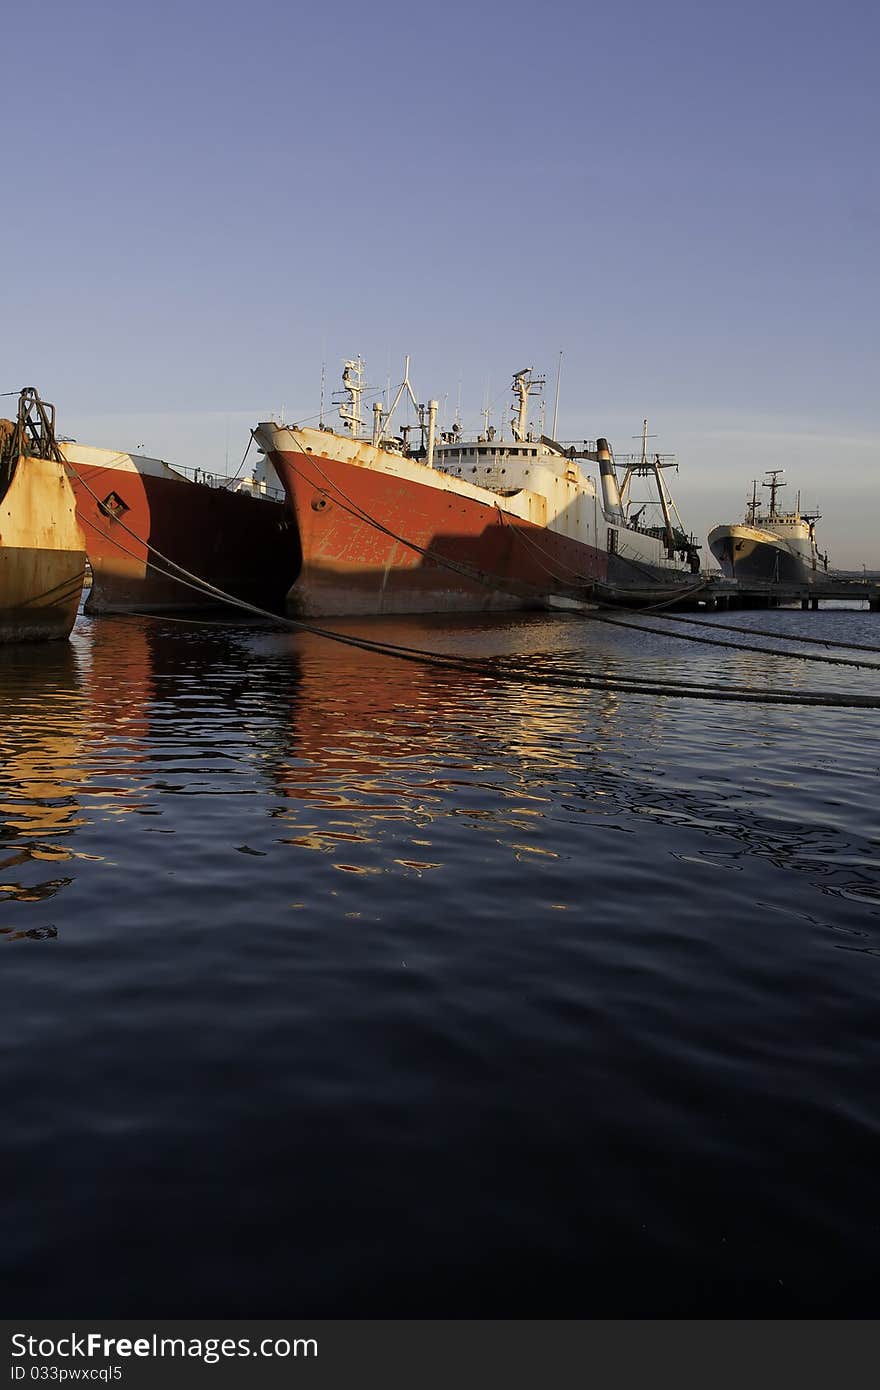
[169,461,286,503]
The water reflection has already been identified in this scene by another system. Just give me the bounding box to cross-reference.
[0,644,90,918]
[0,608,878,936]
[265,617,632,876]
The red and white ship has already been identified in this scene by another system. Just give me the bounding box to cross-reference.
[61,440,299,614]
[253,360,702,618]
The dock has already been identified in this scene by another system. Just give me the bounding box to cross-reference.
[696,576,880,612]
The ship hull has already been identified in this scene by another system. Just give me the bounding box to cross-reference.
[265,443,607,617]
[63,447,298,614]
[0,455,86,644]
[708,524,817,584]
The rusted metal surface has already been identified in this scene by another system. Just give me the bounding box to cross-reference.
[257,427,607,617]
[0,452,87,643]
[253,398,706,617]
[61,442,298,614]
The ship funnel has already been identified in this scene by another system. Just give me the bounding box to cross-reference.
[597,437,625,521]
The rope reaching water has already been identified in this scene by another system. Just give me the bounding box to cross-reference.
[587,610,880,672]
[62,458,880,711]
[642,609,880,655]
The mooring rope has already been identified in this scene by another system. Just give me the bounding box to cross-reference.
[645,610,880,655]
[587,610,880,672]
[20,566,89,610]
[62,459,880,710]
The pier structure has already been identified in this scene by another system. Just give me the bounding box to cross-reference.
[695,576,880,613]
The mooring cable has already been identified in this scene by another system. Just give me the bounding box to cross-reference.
[63,460,880,709]
[642,610,880,655]
[587,610,880,672]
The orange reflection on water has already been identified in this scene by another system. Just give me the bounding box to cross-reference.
[0,644,89,844]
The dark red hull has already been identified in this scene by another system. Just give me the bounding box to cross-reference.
[67,462,299,614]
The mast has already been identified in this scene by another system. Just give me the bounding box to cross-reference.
[614,420,689,557]
[763,468,785,519]
[551,351,563,438]
[747,480,758,525]
[374,356,423,446]
[337,356,366,437]
[619,418,656,509]
[652,452,676,553]
[510,368,545,441]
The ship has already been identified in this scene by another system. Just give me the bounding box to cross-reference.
[252,359,703,618]
[707,471,829,584]
[0,388,87,643]
[60,439,299,614]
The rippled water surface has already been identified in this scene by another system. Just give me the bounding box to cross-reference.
[3,605,880,1315]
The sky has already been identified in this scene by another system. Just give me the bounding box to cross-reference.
[2,0,877,564]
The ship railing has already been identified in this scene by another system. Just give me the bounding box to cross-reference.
[437,435,599,455]
[171,462,286,502]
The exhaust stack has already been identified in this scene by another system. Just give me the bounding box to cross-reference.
[597,438,625,521]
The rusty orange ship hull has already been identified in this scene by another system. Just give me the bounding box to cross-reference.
[260,435,607,617]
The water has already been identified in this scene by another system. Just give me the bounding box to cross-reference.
[2,605,880,1316]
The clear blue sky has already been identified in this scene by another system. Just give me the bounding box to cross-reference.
[3,0,877,563]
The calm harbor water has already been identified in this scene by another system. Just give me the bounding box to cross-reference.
[2,604,880,1316]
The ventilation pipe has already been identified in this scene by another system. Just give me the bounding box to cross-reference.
[426,400,438,469]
